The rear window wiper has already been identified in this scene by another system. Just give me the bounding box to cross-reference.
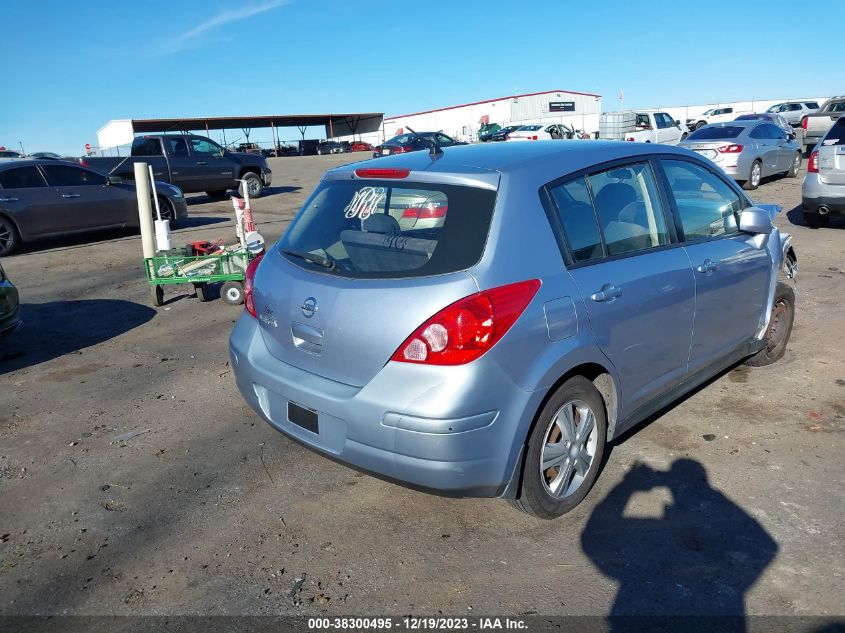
[282,249,336,270]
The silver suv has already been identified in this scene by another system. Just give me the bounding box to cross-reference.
[767,101,820,126]
[230,142,797,518]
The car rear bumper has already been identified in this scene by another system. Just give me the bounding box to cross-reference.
[229,315,537,497]
[803,173,845,212]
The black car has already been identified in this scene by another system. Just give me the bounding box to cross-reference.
[373,132,465,158]
[490,125,523,142]
[317,141,343,155]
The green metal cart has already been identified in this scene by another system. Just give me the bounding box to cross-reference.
[145,249,253,307]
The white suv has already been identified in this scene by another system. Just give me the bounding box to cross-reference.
[766,102,820,126]
[686,107,744,131]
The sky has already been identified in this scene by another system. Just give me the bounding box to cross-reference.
[1,0,841,155]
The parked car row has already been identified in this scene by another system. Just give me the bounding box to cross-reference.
[317,140,374,155]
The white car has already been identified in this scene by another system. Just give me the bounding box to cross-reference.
[686,107,747,131]
[767,101,820,126]
[507,123,573,141]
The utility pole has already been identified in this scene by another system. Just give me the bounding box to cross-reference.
[18,141,25,155]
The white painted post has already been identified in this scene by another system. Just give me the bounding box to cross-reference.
[134,162,156,260]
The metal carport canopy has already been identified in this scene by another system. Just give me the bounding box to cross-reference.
[129,113,384,137]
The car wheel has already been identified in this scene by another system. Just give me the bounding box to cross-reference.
[0,216,20,257]
[156,195,175,224]
[695,121,707,130]
[746,282,795,367]
[239,172,263,198]
[206,190,228,199]
[151,284,164,307]
[680,133,688,141]
[803,210,829,228]
[743,161,762,190]
[511,376,607,519]
[194,282,209,302]
[787,152,802,178]
[220,281,244,306]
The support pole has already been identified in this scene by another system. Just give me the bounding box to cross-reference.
[271,120,278,157]
[134,162,156,260]
[329,117,334,140]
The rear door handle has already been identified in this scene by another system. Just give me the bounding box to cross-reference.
[61,193,80,199]
[696,259,717,274]
[591,284,622,302]
[0,197,18,202]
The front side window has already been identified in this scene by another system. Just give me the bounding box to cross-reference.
[549,177,602,263]
[278,179,495,279]
[42,165,107,187]
[190,138,221,156]
[661,160,743,241]
[587,163,670,256]
[0,166,48,189]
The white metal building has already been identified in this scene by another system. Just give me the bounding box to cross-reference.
[353,89,602,145]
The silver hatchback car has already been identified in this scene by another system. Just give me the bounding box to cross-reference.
[230,142,797,518]
[680,120,802,191]
[802,116,845,227]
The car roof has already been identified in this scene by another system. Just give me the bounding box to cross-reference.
[330,140,696,184]
[0,158,82,170]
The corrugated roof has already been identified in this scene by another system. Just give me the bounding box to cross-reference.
[126,113,384,134]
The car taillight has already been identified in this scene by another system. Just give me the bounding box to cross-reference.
[402,204,448,219]
[355,168,410,179]
[626,137,635,142]
[244,253,264,317]
[717,144,744,153]
[802,117,808,131]
[808,150,819,173]
[390,279,541,365]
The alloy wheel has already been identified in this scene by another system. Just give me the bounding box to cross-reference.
[539,399,598,498]
[0,219,15,255]
[751,163,761,187]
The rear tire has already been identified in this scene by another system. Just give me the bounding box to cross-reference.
[746,282,795,367]
[151,285,164,307]
[0,216,20,257]
[156,195,176,225]
[220,281,244,306]
[511,376,607,519]
[238,172,263,198]
[743,160,762,190]
[194,282,209,302]
[787,152,801,178]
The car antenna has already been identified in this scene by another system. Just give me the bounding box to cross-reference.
[406,126,443,159]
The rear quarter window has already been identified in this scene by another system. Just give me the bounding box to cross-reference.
[821,118,845,146]
[278,180,496,279]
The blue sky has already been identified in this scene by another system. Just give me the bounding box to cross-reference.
[1,0,840,155]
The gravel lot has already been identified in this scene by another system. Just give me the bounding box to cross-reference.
[1,152,843,620]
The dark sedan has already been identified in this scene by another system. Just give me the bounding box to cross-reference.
[0,259,20,337]
[0,160,187,256]
[490,125,523,141]
[373,132,465,158]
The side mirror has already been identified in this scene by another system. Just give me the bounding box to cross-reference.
[108,175,123,185]
[675,119,681,125]
[739,207,773,235]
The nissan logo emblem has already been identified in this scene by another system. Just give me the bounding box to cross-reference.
[301,297,318,318]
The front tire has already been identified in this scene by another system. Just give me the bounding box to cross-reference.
[743,160,762,190]
[220,281,244,305]
[239,172,263,198]
[695,120,707,130]
[512,376,607,519]
[194,282,209,302]
[746,282,795,367]
[151,285,164,307]
[680,133,688,142]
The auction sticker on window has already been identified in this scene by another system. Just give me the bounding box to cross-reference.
[344,187,386,221]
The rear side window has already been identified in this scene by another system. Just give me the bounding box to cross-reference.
[165,137,189,157]
[549,177,602,263]
[0,166,47,189]
[132,138,163,156]
[662,160,743,240]
[804,102,819,109]
[42,165,107,187]
[278,180,495,279]
[588,164,670,256]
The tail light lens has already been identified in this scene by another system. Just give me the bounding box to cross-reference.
[244,253,264,317]
[355,168,410,179]
[402,203,448,219]
[626,137,635,142]
[717,144,744,153]
[808,150,819,173]
[390,280,540,366]
[802,117,808,131]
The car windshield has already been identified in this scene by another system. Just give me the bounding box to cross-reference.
[518,126,542,131]
[688,126,744,140]
[277,179,496,279]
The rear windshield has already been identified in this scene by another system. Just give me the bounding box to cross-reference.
[821,119,845,146]
[519,125,542,131]
[278,179,496,279]
[688,126,744,140]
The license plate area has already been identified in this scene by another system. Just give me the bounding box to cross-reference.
[288,401,319,434]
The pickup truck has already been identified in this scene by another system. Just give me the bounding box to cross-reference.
[801,96,845,155]
[78,134,272,198]
[599,111,687,145]
[686,106,747,131]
